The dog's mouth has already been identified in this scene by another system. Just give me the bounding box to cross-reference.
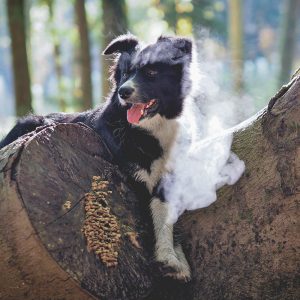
[126,99,158,124]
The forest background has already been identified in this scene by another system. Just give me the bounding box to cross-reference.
[0,0,299,137]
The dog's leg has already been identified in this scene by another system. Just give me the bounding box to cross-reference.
[150,197,191,281]
[174,243,190,277]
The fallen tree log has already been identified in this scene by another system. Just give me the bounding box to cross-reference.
[0,75,299,300]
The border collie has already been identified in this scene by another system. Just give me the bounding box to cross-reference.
[0,34,193,281]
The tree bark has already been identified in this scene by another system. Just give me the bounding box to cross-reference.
[7,0,33,116]
[101,0,128,99]
[0,75,299,299]
[75,0,94,110]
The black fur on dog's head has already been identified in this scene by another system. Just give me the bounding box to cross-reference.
[103,34,193,125]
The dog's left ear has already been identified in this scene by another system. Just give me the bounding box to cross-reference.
[103,34,139,55]
[172,37,192,56]
[158,36,193,61]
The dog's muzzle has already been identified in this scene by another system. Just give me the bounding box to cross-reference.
[118,80,135,100]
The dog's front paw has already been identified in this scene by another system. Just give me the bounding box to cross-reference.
[156,248,191,282]
[164,269,191,283]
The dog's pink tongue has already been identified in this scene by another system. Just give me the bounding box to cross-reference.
[127,103,145,124]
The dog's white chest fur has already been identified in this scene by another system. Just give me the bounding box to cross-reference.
[134,115,178,192]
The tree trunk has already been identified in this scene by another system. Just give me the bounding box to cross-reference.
[101,0,128,99]
[278,0,300,87]
[228,0,244,93]
[75,0,93,110]
[48,0,66,112]
[7,0,33,116]
[0,75,299,299]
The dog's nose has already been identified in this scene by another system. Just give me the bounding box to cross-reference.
[118,85,134,99]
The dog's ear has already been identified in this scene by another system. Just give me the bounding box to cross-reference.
[158,36,193,61]
[172,37,192,56]
[103,34,139,55]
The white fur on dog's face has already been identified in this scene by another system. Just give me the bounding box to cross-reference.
[118,95,127,106]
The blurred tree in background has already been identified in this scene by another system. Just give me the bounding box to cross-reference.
[101,0,128,97]
[7,0,32,116]
[228,0,244,93]
[278,0,300,87]
[75,0,93,110]
[46,0,66,111]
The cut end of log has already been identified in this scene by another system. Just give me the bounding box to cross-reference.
[0,123,154,300]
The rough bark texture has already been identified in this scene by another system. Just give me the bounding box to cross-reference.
[7,0,33,116]
[0,75,299,299]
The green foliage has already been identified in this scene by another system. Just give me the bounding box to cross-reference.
[154,0,226,37]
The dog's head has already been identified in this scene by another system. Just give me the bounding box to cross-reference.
[103,34,193,125]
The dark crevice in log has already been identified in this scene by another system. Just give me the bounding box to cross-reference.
[44,194,86,229]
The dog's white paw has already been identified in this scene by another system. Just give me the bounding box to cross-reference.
[156,247,191,282]
[174,244,190,268]
[164,269,191,282]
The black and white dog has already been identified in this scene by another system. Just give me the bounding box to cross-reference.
[0,34,193,281]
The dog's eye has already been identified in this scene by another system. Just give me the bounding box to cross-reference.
[145,68,158,77]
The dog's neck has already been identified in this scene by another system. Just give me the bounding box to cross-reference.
[137,114,179,152]
[133,114,179,192]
